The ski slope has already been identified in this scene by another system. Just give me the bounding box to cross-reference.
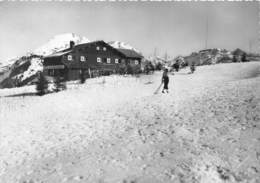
[0,62,260,183]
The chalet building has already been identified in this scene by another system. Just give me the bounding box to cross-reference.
[43,40,143,80]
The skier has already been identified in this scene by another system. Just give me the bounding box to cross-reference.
[174,60,180,72]
[190,62,196,74]
[162,68,169,93]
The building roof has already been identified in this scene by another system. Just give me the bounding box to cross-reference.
[233,48,246,56]
[117,49,143,59]
[44,50,72,58]
[75,40,103,47]
[199,49,212,53]
[43,41,143,59]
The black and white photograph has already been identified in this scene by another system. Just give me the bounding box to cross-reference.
[0,1,260,183]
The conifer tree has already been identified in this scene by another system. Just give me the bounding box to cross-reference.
[54,76,61,92]
[80,70,86,84]
[241,53,247,62]
[155,62,163,71]
[54,76,67,92]
[232,55,237,63]
[36,73,48,96]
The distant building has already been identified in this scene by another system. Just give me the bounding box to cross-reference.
[199,49,212,54]
[232,48,246,62]
[43,40,143,80]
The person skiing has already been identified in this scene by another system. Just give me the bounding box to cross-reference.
[174,60,180,72]
[162,68,169,93]
[190,62,196,74]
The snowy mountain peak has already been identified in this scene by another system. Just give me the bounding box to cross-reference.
[108,41,141,53]
[33,33,90,56]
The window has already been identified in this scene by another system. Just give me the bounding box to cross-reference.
[115,58,119,64]
[80,56,85,62]
[96,46,100,51]
[67,55,72,61]
[107,58,111,64]
[135,60,139,65]
[97,57,101,63]
[103,47,107,51]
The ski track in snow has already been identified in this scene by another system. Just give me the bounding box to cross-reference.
[0,62,260,183]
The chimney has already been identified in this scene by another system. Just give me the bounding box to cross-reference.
[70,41,75,49]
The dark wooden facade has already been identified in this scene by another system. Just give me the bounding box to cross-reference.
[43,40,143,80]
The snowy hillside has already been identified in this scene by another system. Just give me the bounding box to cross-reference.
[0,33,90,88]
[0,56,20,73]
[14,58,43,82]
[0,62,260,183]
[33,33,89,56]
[0,55,44,88]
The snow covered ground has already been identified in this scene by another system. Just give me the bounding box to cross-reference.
[0,62,260,183]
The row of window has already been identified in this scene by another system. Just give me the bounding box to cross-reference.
[67,55,119,64]
[96,46,106,51]
[97,58,139,65]
[67,55,139,65]
[68,55,87,62]
[78,46,107,52]
[97,57,119,64]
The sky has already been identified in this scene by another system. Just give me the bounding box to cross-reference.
[0,1,258,62]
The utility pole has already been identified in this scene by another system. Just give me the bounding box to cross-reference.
[249,39,252,53]
[205,3,209,50]
[153,47,157,63]
[164,51,168,63]
[258,1,260,54]
[154,47,157,57]
[205,11,209,49]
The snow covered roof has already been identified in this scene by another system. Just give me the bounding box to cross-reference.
[43,41,143,60]
[199,49,212,53]
[75,40,101,47]
[44,50,72,58]
[117,49,143,59]
[233,48,246,55]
